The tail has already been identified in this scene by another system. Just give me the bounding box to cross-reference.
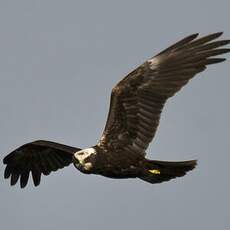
[139,159,197,184]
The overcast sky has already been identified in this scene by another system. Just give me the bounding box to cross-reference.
[0,1,230,230]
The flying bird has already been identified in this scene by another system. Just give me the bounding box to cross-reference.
[3,32,230,188]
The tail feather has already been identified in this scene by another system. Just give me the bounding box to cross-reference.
[139,159,197,184]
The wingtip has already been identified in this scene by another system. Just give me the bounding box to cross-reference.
[206,58,227,65]
[207,31,223,37]
[32,171,41,187]
[20,184,27,189]
[208,31,224,39]
[20,181,27,189]
[215,31,224,36]
[187,33,198,38]
[10,174,20,186]
[192,33,199,38]
[3,154,9,164]
[184,33,199,42]
[4,165,11,179]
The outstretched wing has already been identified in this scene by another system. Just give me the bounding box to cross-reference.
[3,140,81,188]
[99,32,230,156]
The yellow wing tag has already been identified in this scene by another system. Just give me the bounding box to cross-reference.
[149,169,161,174]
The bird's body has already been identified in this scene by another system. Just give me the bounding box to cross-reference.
[73,145,196,183]
[3,32,230,188]
[73,146,144,178]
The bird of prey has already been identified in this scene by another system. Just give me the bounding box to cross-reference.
[3,32,230,188]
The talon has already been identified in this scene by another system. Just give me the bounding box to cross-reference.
[149,169,160,174]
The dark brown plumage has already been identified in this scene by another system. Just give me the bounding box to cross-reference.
[99,32,229,156]
[3,32,230,188]
[3,140,80,188]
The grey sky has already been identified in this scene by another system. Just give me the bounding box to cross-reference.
[0,1,230,230]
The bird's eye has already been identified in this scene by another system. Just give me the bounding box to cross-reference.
[78,152,84,155]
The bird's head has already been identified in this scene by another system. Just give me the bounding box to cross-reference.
[73,148,97,173]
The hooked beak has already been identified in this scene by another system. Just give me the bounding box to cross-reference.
[73,155,80,166]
